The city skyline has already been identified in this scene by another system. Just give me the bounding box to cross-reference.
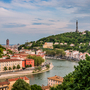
[0,0,90,44]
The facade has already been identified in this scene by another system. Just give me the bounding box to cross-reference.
[6,39,9,46]
[54,42,59,45]
[22,59,34,68]
[0,81,10,90]
[0,59,22,72]
[47,75,63,86]
[70,44,75,47]
[43,42,53,49]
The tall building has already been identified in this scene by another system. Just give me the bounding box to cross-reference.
[76,20,79,33]
[6,39,9,46]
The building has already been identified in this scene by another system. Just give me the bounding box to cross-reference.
[54,42,59,45]
[70,44,75,47]
[0,80,10,90]
[22,59,34,68]
[42,85,50,90]
[0,76,29,90]
[0,59,22,72]
[43,42,53,49]
[47,75,63,86]
[6,39,9,46]
[8,76,29,89]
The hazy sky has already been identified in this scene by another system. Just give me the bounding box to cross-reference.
[0,0,90,44]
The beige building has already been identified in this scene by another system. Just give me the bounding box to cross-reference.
[54,42,59,45]
[43,42,53,49]
[0,76,29,90]
[47,75,63,86]
[0,59,22,72]
[8,76,29,89]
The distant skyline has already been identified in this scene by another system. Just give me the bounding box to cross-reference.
[0,0,90,44]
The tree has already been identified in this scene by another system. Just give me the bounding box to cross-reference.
[50,55,90,90]
[37,66,42,71]
[26,65,29,68]
[13,65,16,69]
[30,64,32,67]
[4,66,7,71]
[46,64,50,69]
[31,84,42,90]
[17,64,20,69]
[27,55,44,66]
[12,79,31,90]
[9,67,12,70]
[0,48,3,58]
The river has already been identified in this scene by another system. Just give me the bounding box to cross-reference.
[27,59,78,86]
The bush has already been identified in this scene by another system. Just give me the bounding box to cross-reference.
[46,64,50,69]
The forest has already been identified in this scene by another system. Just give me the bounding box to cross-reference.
[18,31,90,53]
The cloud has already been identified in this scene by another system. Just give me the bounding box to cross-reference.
[32,23,53,25]
[2,23,26,28]
[35,18,42,20]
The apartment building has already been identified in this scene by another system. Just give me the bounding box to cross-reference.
[0,59,22,72]
[43,42,53,49]
[47,75,63,86]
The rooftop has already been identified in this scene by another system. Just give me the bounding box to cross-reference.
[8,76,29,82]
[0,59,21,62]
[48,75,63,82]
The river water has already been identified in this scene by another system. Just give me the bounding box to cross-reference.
[27,59,78,86]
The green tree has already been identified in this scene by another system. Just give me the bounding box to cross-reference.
[12,79,31,90]
[46,64,50,69]
[17,64,20,69]
[26,65,29,68]
[27,55,44,66]
[51,55,90,90]
[37,66,42,71]
[30,64,32,67]
[0,48,3,58]
[13,65,16,69]
[9,67,12,70]
[31,84,42,90]
[4,66,7,71]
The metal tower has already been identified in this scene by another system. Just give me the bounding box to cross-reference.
[76,20,78,31]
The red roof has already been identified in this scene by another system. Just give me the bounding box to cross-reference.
[8,76,29,81]
[0,59,21,62]
[25,59,34,61]
[0,81,10,85]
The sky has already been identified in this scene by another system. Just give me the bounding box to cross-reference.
[0,0,90,44]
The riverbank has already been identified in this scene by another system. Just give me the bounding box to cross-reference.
[46,56,80,62]
[0,64,54,81]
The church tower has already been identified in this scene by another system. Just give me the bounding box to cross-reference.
[76,20,79,33]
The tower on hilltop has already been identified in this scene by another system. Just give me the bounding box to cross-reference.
[76,20,79,33]
[6,39,9,46]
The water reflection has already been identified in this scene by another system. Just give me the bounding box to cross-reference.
[27,59,78,86]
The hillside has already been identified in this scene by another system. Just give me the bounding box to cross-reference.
[18,31,90,53]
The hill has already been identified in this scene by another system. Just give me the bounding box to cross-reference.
[18,31,90,53]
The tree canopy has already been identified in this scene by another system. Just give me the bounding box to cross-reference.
[27,55,44,66]
[12,79,31,90]
[18,31,90,53]
[50,55,90,90]
[31,84,42,90]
